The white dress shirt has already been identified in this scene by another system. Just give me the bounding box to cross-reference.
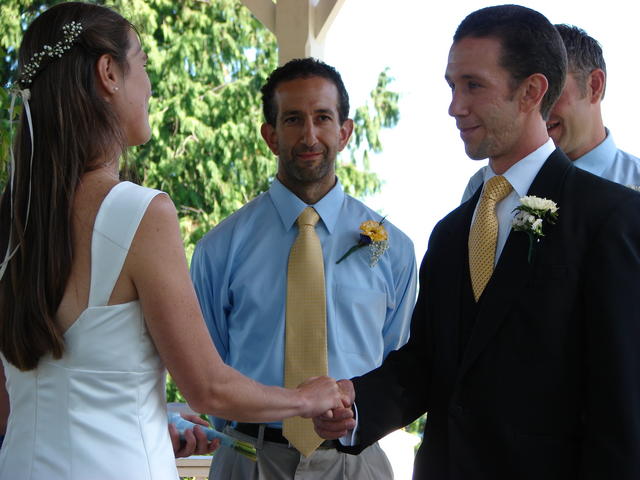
[469,139,555,264]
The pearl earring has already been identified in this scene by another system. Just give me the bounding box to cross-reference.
[113,86,119,92]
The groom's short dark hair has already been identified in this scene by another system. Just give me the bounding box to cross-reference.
[453,4,567,120]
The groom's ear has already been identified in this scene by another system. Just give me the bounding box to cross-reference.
[261,123,279,156]
[518,73,548,115]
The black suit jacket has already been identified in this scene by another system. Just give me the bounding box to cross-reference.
[342,150,640,479]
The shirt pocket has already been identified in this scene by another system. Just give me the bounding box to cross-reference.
[333,284,387,356]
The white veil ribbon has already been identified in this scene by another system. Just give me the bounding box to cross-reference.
[0,87,34,281]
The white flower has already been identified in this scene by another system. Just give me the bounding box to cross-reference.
[531,218,543,234]
[519,195,558,213]
[368,240,389,267]
[512,211,527,227]
[511,195,559,263]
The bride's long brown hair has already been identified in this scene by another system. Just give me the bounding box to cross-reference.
[0,2,133,370]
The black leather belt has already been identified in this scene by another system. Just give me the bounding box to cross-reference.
[235,423,289,444]
[234,423,337,449]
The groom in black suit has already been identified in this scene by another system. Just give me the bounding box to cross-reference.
[313,5,640,479]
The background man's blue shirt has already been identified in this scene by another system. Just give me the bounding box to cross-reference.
[461,130,640,203]
[191,178,417,429]
[573,129,640,186]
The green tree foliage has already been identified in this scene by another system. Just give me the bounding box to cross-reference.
[345,68,399,200]
[0,88,11,189]
[0,0,400,403]
[1,1,399,257]
[405,413,426,451]
[123,0,280,257]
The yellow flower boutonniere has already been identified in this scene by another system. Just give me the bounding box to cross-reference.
[336,218,389,267]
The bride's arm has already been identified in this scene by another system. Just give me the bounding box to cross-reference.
[126,194,345,421]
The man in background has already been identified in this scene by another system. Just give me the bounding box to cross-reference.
[191,58,417,479]
[547,24,640,184]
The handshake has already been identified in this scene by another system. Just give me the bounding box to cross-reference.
[168,377,359,459]
[299,377,357,441]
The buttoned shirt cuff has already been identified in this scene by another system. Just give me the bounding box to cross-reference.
[338,403,358,446]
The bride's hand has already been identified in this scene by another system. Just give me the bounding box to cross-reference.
[296,376,349,418]
[169,413,220,458]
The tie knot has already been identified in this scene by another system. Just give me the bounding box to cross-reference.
[297,207,320,228]
[483,175,512,203]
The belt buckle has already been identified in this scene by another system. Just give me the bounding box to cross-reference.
[319,439,336,449]
[256,424,265,450]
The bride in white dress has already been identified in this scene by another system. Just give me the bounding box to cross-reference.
[0,3,346,479]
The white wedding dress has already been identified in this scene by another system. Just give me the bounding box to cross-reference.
[0,182,179,479]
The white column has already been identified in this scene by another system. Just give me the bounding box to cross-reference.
[241,0,346,65]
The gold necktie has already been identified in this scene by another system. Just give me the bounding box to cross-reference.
[468,175,512,301]
[283,207,327,457]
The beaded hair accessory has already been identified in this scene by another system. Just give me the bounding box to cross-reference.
[0,22,83,281]
[18,21,83,87]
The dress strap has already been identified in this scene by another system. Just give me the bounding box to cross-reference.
[88,181,163,307]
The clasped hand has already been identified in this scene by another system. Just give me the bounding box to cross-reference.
[296,376,352,419]
[308,379,357,440]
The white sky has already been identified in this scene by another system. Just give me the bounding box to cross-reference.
[324,0,640,261]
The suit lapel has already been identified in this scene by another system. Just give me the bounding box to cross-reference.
[457,150,572,380]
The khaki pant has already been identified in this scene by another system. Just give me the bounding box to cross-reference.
[209,426,394,479]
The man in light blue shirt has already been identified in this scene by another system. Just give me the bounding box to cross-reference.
[461,24,640,203]
[191,58,417,479]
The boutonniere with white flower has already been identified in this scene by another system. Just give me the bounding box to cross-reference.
[511,196,559,263]
[336,219,389,267]
[626,184,640,192]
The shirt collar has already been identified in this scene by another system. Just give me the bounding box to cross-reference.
[482,138,555,197]
[573,128,616,176]
[268,177,345,233]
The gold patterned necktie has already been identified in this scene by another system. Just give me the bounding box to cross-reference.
[283,207,327,457]
[468,175,513,301]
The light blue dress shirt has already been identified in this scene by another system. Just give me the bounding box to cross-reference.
[462,130,640,203]
[191,178,417,429]
[573,129,640,187]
